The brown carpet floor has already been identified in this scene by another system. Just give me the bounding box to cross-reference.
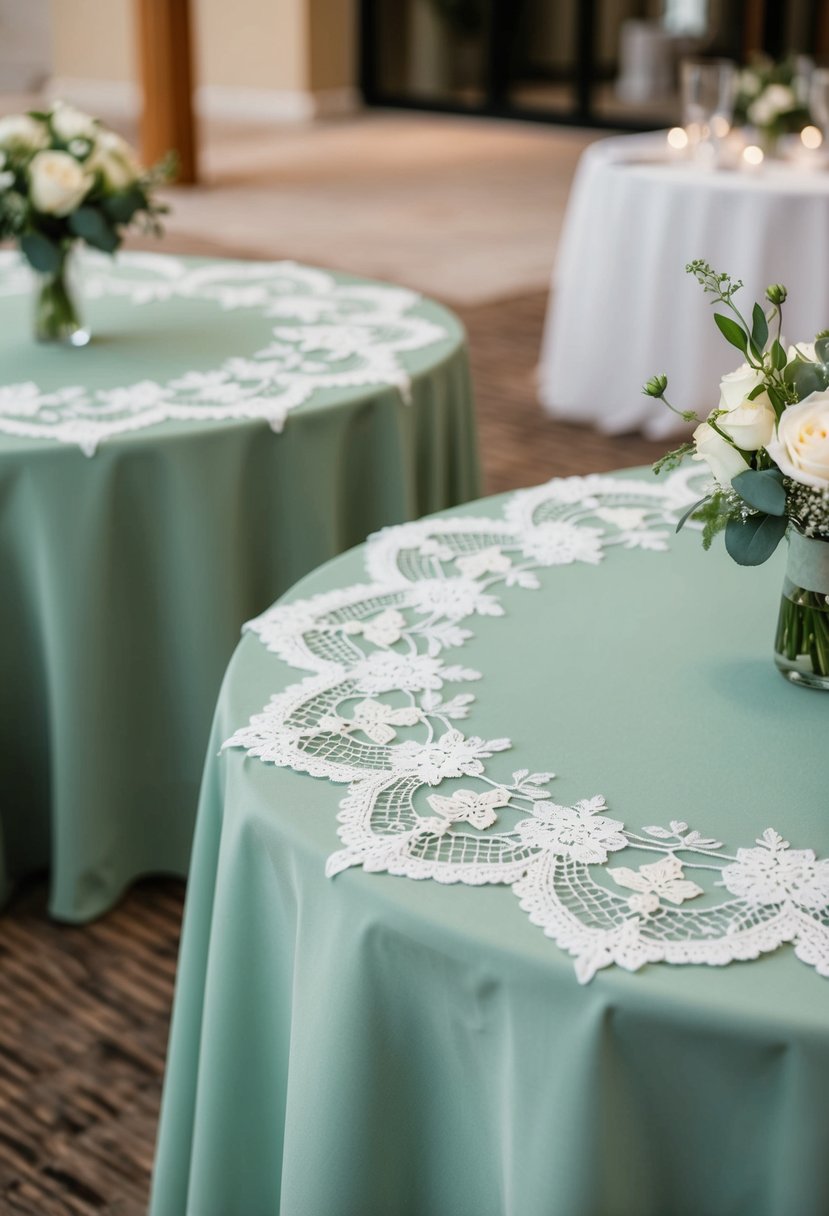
[0,287,665,1216]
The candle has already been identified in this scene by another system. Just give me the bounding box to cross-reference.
[667,127,689,157]
[742,144,764,171]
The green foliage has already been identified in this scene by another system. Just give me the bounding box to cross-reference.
[750,302,768,354]
[691,492,731,551]
[101,186,146,225]
[724,511,788,565]
[67,206,119,252]
[784,358,829,401]
[770,338,787,370]
[20,231,61,273]
[652,441,694,476]
[731,468,786,516]
[714,311,748,354]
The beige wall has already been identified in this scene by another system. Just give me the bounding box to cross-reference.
[52,0,133,82]
[49,0,355,99]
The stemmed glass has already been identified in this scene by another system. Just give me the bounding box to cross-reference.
[809,68,829,138]
[681,58,737,166]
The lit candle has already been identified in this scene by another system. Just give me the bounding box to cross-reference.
[667,126,689,157]
[742,144,764,171]
[801,125,823,150]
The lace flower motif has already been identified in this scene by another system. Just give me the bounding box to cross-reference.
[318,698,421,745]
[721,830,829,911]
[407,578,503,621]
[455,547,512,579]
[515,796,626,864]
[608,856,704,917]
[351,651,449,694]
[342,608,407,648]
[423,786,511,833]
[390,730,510,785]
[519,522,603,566]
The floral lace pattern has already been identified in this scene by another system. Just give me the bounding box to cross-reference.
[225,471,829,983]
[0,252,450,454]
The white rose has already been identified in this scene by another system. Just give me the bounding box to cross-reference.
[717,398,776,451]
[787,341,818,363]
[766,394,829,489]
[0,113,48,152]
[718,362,765,411]
[692,420,750,487]
[49,101,97,143]
[28,150,93,216]
[740,70,761,98]
[748,96,774,127]
[764,84,796,115]
[89,130,141,191]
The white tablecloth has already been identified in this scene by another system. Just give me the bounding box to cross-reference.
[538,132,829,439]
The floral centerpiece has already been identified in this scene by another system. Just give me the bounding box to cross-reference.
[733,56,811,153]
[0,102,172,344]
[646,260,829,689]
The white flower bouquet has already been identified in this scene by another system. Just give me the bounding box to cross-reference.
[647,261,829,688]
[733,56,811,148]
[0,102,172,342]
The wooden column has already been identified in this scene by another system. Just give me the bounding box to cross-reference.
[135,0,197,184]
[743,0,764,57]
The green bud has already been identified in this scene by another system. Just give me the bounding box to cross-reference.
[816,329,829,341]
[766,283,787,305]
[643,373,668,398]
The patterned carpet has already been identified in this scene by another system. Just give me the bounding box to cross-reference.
[1,288,666,1216]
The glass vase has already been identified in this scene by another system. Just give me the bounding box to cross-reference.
[33,245,90,346]
[774,529,829,690]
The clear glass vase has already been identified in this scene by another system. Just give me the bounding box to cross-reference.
[33,245,90,346]
[774,529,829,690]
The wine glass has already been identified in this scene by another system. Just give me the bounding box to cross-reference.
[809,68,829,136]
[681,58,736,165]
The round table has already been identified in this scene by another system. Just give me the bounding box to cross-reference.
[0,251,479,921]
[538,132,829,439]
[151,467,829,1216]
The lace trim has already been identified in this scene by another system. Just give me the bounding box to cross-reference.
[225,471,829,983]
[0,252,451,454]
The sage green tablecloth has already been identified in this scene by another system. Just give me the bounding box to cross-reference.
[0,254,479,921]
[151,469,829,1216]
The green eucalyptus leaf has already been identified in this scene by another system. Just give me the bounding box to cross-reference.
[67,206,119,252]
[731,468,786,516]
[724,512,787,565]
[784,359,829,401]
[751,302,768,355]
[20,231,61,273]
[714,312,748,353]
[101,186,145,224]
[816,335,829,364]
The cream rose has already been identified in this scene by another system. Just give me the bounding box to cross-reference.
[0,113,48,152]
[787,341,818,363]
[767,394,829,490]
[715,363,775,450]
[717,399,776,451]
[50,102,97,143]
[718,362,765,411]
[28,150,92,216]
[692,420,750,487]
[89,131,141,191]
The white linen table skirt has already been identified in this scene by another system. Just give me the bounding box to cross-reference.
[538,131,829,439]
